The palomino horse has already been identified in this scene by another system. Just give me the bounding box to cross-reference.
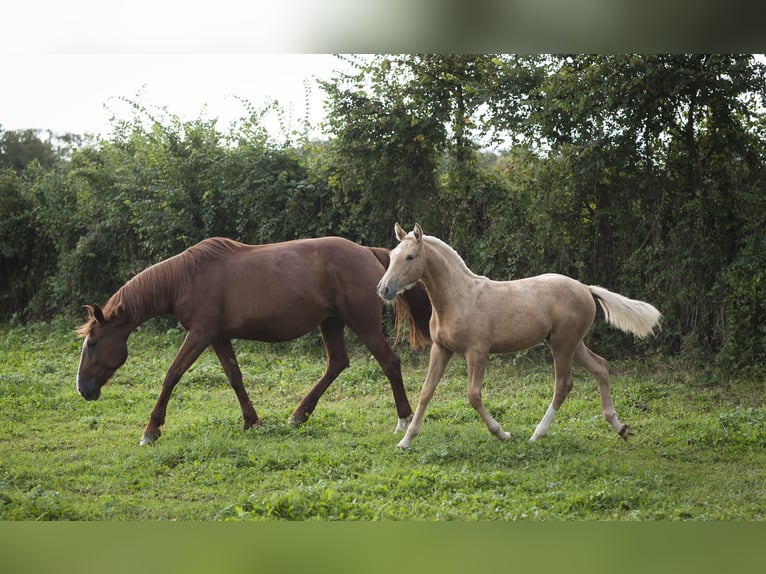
[77,236,431,445]
[377,223,661,449]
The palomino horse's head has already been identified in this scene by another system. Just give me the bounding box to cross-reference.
[377,223,426,302]
[76,305,131,401]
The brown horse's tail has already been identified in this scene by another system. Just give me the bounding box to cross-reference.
[369,247,432,350]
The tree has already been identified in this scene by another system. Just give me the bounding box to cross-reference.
[503,54,766,360]
[319,54,541,248]
[0,128,58,172]
[319,56,444,246]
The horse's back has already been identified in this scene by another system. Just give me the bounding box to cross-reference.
[178,236,384,339]
[238,236,382,286]
[462,273,595,353]
[506,273,595,315]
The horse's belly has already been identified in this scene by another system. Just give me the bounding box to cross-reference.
[488,317,550,354]
[223,305,331,342]
[489,332,546,354]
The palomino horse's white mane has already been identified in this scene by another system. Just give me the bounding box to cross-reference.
[416,233,487,281]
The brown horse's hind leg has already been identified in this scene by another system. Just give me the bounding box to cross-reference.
[574,343,630,440]
[141,331,209,446]
[351,323,413,433]
[212,340,260,430]
[289,318,350,426]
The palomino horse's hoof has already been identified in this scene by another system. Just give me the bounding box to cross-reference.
[495,430,512,441]
[618,424,632,441]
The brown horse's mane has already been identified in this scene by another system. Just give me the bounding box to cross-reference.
[77,237,244,336]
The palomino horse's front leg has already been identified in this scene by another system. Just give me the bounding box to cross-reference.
[466,350,511,441]
[397,342,453,449]
[141,332,208,446]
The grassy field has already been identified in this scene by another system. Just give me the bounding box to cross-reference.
[0,318,764,521]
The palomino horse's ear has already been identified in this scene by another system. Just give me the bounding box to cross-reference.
[395,222,407,241]
[92,305,105,323]
[413,223,423,241]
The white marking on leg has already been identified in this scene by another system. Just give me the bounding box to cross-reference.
[493,425,511,441]
[397,410,423,448]
[605,411,624,433]
[530,403,558,441]
[395,413,414,433]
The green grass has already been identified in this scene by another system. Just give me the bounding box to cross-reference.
[0,318,764,521]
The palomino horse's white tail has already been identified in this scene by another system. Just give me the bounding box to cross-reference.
[589,286,662,338]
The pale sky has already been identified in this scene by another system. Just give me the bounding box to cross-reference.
[0,54,357,140]
[2,1,383,140]
[4,2,754,141]
[2,0,454,143]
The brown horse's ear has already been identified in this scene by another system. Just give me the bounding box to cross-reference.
[92,305,105,323]
[395,222,407,242]
[413,223,423,242]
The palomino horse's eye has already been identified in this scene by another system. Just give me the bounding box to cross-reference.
[406,254,415,261]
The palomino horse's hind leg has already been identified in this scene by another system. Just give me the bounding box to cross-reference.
[212,340,260,430]
[574,343,630,440]
[530,348,575,441]
[466,350,511,441]
[289,318,350,426]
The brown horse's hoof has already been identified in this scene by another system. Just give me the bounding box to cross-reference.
[618,424,632,441]
[288,414,308,427]
[140,430,161,446]
[243,416,262,430]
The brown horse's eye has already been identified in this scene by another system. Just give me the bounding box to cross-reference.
[87,340,96,348]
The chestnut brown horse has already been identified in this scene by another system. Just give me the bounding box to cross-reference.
[378,223,661,449]
[76,236,431,445]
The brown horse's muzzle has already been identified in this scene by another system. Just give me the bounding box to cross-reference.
[77,377,102,401]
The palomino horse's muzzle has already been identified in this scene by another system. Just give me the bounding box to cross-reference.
[377,279,399,302]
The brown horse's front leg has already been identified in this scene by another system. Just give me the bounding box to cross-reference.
[140,333,208,446]
[142,369,188,445]
[211,340,261,430]
[289,318,350,426]
[141,378,176,446]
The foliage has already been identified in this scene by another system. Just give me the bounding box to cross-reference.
[1,55,766,369]
[0,128,58,172]
[521,55,766,365]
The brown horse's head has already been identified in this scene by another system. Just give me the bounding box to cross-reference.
[76,304,131,401]
[377,223,426,301]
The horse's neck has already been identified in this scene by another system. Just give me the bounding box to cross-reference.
[110,263,178,327]
[421,238,479,312]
